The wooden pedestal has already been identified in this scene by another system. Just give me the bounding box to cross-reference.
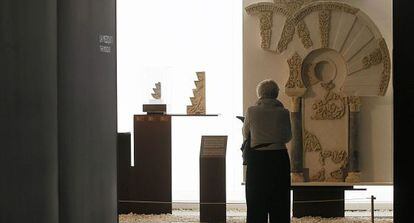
[118,115,172,214]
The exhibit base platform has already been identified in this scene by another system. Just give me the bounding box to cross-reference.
[291,183,366,218]
[118,201,172,215]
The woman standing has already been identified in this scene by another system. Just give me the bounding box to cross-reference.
[243,79,292,222]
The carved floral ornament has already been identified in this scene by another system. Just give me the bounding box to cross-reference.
[311,82,346,120]
[286,53,305,90]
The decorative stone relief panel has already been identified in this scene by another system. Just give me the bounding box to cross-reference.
[302,48,349,182]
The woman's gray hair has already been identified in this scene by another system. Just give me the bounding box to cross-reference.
[256,79,280,99]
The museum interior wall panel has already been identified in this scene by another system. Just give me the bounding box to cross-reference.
[243,0,392,183]
[57,0,117,222]
[0,0,59,222]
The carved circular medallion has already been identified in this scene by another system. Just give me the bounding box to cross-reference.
[302,48,346,88]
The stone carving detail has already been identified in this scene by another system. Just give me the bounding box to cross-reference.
[297,20,313,49]
[319,150,348,165]
[286,53,305,89]
[187,72,206,115]
[346,172,361,183]
[276,2,358,52]
[245,2,289,51]
[278,22,296,52]
[310,167,325,182]
[294,2,358,23]
[318,150,348,182]
[291,172,305,182]
[311,82,346,120]
[329,169,345,181]
[304,129,322,152]
[348,96,361,112]
[319,151,331,165]
[331,150,348,164]
[319,10,331,48]
[378,39,391,96]
[151,82,161,100]
[362,48,383,69]
[303,63,320,86]
[245,2,289,16]
[259,12,273,49]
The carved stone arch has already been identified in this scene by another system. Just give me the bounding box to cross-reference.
[246,1,392,183]
[279,1,391,97]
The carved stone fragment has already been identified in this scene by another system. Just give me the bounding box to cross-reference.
[151,82,161,100]
[187,72,206,115]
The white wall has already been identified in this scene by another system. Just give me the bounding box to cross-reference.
[118,0,244,201]
[243,0,393,183]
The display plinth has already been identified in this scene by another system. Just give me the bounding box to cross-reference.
[291,184,366,218]
[118,114,219,215]
[118,115,172,214]
[200,136,227,223]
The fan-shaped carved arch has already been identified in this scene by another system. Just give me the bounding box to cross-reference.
[246,1,391,183]
[246,1,391,96]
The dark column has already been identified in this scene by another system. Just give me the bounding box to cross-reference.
[57,0,117,222]
[0,0,59,222]
[393,1,413,221]
[290,97,304,182]
[345,96,361,183]
[117,132,132,211]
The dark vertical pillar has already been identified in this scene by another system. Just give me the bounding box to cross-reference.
[117,132,132,210]
[290,97,304,182]
[57,0,117,222]
[346,96,361,183]
[0,0,59,222]
[348,112,360,171]
[394,1,414,222]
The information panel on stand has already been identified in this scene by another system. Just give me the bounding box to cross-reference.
[200,135,227,223]
[200,136,227,157]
